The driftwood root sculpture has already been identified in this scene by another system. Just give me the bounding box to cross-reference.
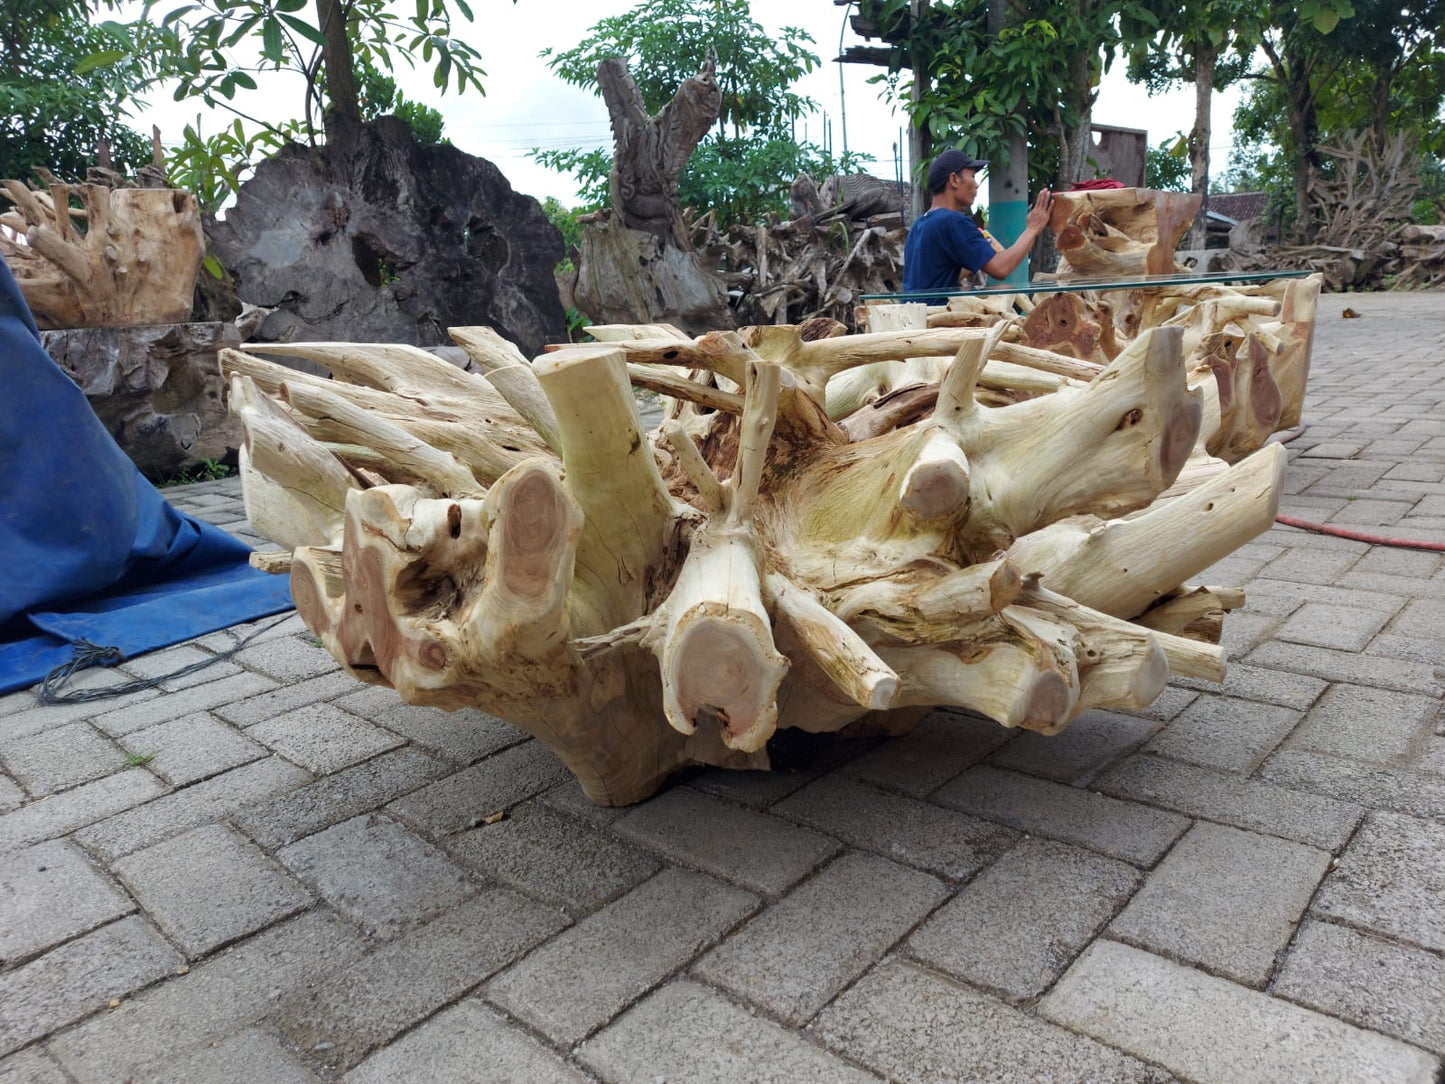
[1049,187,1202,279]
[1,177,202,329]
[226,281,1316,805]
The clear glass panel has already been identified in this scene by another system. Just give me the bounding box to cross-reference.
[861,269,1314,302]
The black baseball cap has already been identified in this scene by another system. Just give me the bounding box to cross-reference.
[926,149,989,191]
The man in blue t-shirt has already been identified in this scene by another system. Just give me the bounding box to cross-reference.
[902,149,1054,300]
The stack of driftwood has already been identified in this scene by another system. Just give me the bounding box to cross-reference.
[687,173,907,328]
[1223,131,1445,290]
[220,266,1320,805]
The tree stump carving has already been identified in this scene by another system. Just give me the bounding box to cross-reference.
[225,278,1317,805]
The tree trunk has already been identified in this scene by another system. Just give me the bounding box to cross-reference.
[316,0,359,141]
[225,268,1320,804]
[1187,38,1217,251]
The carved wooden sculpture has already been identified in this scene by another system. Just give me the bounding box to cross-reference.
[225,276,1314,805]
[1048,188,1202,279]
[0,178,203,329]
[573,57,732,332]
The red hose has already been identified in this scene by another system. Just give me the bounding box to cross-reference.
[1274,514,1445,552]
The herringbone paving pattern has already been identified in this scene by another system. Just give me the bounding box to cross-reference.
[2,290,1443,1082]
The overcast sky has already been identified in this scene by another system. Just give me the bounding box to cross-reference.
[125,0,1246,207]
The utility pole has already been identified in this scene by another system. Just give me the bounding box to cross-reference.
[987,0,1030,283]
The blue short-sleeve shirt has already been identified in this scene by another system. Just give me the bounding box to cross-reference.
[902,208,997,296]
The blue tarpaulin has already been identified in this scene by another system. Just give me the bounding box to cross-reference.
[0,257,293,695]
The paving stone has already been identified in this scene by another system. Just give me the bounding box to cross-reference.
[1284,684,1442,765]
[193,612,308,654]
[1384,461,1445,483]
[233,747,451,850]
[696,852,944,1024]
[1260,547,1361,584]
[0,1050,69,1082]
[1275,601,1392,651]
[1143,696,1301,773]
[275,889,566,1074]
[777,774,1020,880]
[1108,821,1329,987]
[616,786,838,895]
[119,643,242,691]
[841,709,1011,796]
[813,958,1170,1083]
[1340,569,1445,600]
[0,916,181,1057]
[1274,919,1445,1055]
[0,722,126,796]
[89,671,281,736]
[986,709,1156,785]
[72,757,309,862]
[1329,498,1414,527]
[581,981,878,1084]
[248,703,404,774]
[133,1027,320,1084]
[539,777,630,826]
[233,632,340,680]
[277,812,480,939]
[1243,577,1406,614]
[1366,631,1445,666]
[333,686,525,765]
[1170,662,1328,711]
[1119,685,1197,722]
[1040,940,1438,1084]
[447,800,660,913]
[485,867,757,1046]
[119,711,266,786]
[936,766,1187,865]
[114,823,310,957]
[0,674,162,742]
[0,768,165,852]
[345,999,590,1084]
[1219,610,1279,656]
[387,740,570,836]
[908,838,1139,1001]
[1249,640,1442,697]
[1353,547,1444,578]
[48,912,365,1084]
[1390,597,1445,639]
[1095,754,1363,850]
[0,839,134,966]
[1312,811,1445,952]
[1259,750,1445,820]
[0,775,19,813]
[213,671,360,727]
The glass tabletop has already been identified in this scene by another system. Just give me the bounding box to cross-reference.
[860,268,1313,302]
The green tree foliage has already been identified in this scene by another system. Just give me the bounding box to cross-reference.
[854,0,1154,193]
[1146,134,1192,191]
[532,0,869,225]
[357,59,448,144]
[1,0,151,181]
[104,0,488,141]
[1226,0,1441,233]
[85,0,490,209]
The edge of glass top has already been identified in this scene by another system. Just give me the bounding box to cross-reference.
[860,268,1313,301]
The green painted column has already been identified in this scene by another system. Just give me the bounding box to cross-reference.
[986,0,1029,285]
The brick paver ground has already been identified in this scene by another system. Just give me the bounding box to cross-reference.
[2,290,1443,1083]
